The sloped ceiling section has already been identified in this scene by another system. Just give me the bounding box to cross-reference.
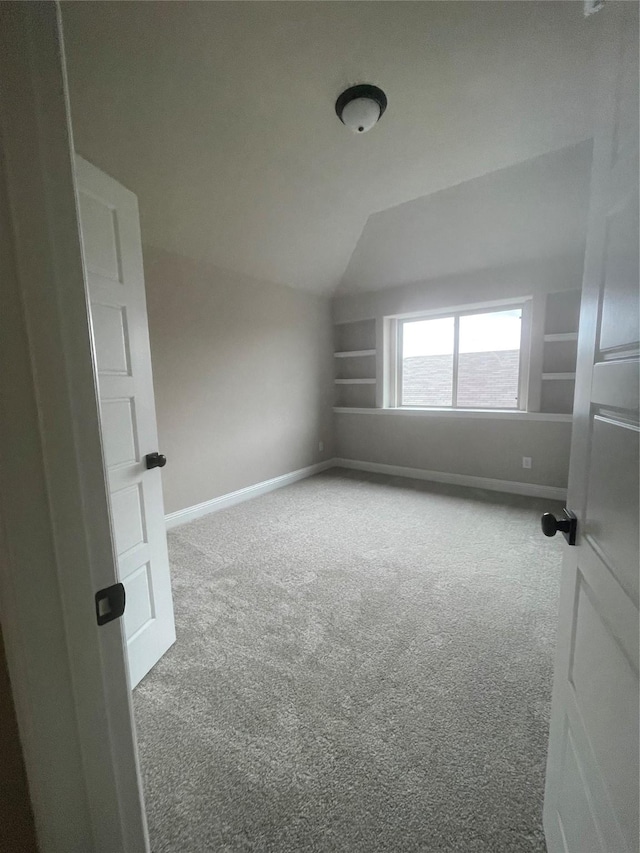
[62,1,601,295]
[340,141,594,293]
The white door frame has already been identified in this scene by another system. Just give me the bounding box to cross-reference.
[0,4,148,852]
[1,3,630,853]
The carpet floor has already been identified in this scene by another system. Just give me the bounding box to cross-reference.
[134,469,563,853]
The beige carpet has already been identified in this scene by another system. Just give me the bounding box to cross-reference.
[134,469,563,852]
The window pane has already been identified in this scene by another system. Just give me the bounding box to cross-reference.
[401,317,454,406]
[457,309,522,408]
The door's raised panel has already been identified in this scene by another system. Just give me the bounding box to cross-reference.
[591,360,639,413]
[557,728,605,853]
[78,190,122,282]
[101,398,137,468]
[599,194,639,353]
[585,416,639,604]
[123,563,154,641]
[578,538,639,674]
[91,303,130,375]
[111,485,146,557]
[569,580,639,850]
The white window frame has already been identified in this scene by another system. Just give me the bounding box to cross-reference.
[387,299,532,412]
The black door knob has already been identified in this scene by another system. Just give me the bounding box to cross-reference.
[541,509,577,545]
[145,452,167,470]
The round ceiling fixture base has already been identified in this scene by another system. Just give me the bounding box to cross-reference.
[335,84,387,134]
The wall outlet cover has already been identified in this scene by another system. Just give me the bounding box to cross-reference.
[522,457,532,469]
[318,441,324,453]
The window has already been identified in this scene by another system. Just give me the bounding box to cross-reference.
[394,306,525,410]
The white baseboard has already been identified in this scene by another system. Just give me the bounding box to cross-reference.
[165,459,336,529]
[166,456,566,529]
[334,458,567,501]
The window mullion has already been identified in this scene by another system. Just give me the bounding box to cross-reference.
[452,314,460,408]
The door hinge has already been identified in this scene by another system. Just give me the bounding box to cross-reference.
[95,582,126,626]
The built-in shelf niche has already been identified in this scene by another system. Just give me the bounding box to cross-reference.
[543,340,578,375]
[544,290,581,336]
[335,382,377,409]
[334,319,377,408]
[335,353,376,382]
[334,318,376,352]
[540,290,581,414]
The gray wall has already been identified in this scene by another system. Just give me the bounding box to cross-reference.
[335,413,571,490]
[144,247,334,514]
[333,253,584,325]
[332,254,584,490]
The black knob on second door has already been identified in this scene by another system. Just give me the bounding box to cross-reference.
[145,452,167,470]
[541,509,577,545]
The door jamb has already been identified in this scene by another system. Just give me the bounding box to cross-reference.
[0,4,148,851]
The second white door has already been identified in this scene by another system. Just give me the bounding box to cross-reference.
[76,155,176,689]
[543,4,639,851]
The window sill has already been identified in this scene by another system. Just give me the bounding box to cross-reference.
[332,407,573,422]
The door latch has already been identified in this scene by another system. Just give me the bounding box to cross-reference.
[145,452,167,469]
[541,508,577,545]
[95,582,126,626]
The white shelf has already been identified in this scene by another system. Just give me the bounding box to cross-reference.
[333,407,573,422]
[334,349,376,358]
[542,372,576,381]
[335,378,376,385]
[544,333,578,343]
[333,317,376,326]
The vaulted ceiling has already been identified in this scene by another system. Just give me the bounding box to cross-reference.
[62,1,601,295]
[340,140,593,293]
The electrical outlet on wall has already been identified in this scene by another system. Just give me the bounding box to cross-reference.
[522,457,532,469]
[318,441,324,453]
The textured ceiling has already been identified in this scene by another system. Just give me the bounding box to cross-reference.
[62,2,601,295]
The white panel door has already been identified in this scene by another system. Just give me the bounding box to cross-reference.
[75,156,176,689]
[543,4,639,853]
